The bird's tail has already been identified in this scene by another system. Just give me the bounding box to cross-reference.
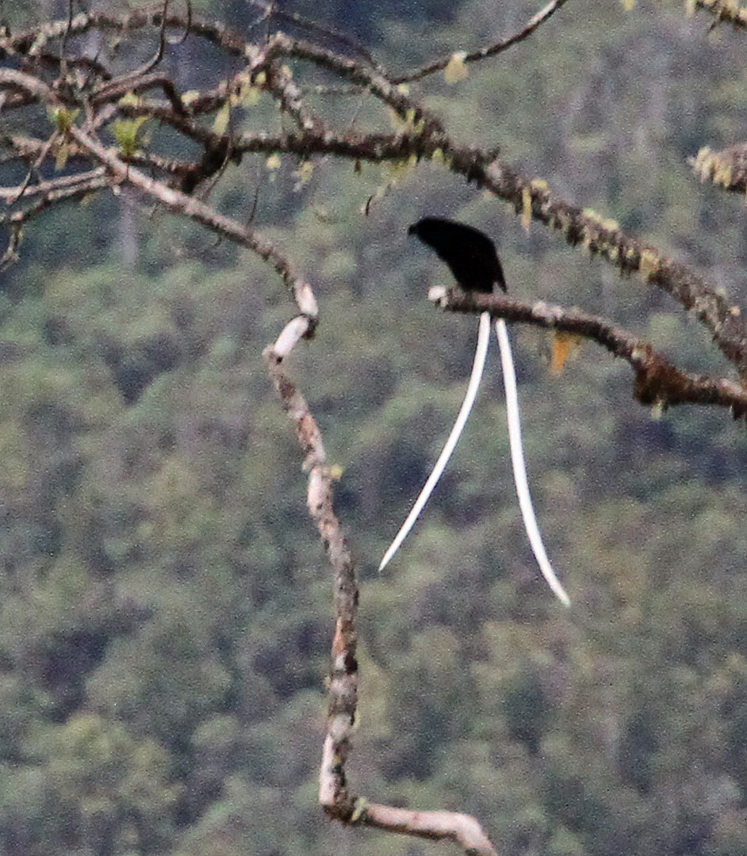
[378,311,491,572]
[495,319,570,606]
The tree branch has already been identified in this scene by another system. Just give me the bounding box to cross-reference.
[0,167,106,201]
[264,323,499,856]
[394,0,573,84]
[0,170,108,268]
[441,147,747,378]
[65,123,318,324]
[690,0,747,29]
[431,287,747,418]
[4,23,747,385]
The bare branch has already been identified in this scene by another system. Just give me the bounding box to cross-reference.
[0,67,57,103]
[361,803,498,856]
[1,170,108,268]
[395,0,573,84]
[267,33,444,132]
[1,9,249,59]
[0,70,316,318]
[431,287,747,418]
[264,339,358,820]
[265,61,322,132]
[1,133,86,167]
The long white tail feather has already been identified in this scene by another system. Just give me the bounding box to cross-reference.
[379,311,491,572]
[495,319,570,606]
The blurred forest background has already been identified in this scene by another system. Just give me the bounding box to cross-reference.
[3,0,747,854]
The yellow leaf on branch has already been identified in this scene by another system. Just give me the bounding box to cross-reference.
[551,331,584,376]
[444,52,469,84]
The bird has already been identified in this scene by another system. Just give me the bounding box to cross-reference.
[379,217,570,606]
[408,217,506,293]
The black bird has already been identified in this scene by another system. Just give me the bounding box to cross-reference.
[381,216,571,605]
[408,217,506,293]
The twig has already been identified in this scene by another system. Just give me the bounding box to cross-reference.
[265,33,444,133]
[133,0,171,77]
[91,71,187,115]
[0,167,106,201]
[265,60,321,132]
[394,0,573,84]
[59,0,75,65]
[250,0,381,69]
[66,123,318,323]
[3,10,250,59]
[172,0,192,46]
[1,171,109,268]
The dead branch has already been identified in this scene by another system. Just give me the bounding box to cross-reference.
[361,803,498,856]
[264,336,359,821]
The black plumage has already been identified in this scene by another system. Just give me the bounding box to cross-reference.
[408,217,506,293]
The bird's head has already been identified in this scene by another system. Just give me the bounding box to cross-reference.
[408,218,440,240]
[405,216,506,293]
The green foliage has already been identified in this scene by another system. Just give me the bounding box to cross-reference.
[112,117,151,158]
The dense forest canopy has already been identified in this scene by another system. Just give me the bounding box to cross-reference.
[3,1,747,855]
